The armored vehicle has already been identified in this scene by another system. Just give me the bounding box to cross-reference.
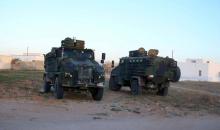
[109,48,181,96]
[43,37,105,100]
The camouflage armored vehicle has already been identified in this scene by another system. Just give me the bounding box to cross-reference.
[43,37,105,100]
[109,48,181,96]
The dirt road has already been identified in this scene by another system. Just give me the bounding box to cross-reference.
[1,97,220,130]
[0,70,220,130]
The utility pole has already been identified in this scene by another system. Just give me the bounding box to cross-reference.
[27,46,29,56]
[27,46,29,61]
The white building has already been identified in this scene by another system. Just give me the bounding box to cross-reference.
[178,59,220,82]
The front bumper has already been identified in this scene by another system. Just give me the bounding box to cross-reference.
[62,81,105,88]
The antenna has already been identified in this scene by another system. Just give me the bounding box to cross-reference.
[61,47,64,58]
[172,49,174,59]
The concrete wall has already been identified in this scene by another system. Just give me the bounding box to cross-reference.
[0,55,12,69]
[12,53,44,62]
[0,54,44,70]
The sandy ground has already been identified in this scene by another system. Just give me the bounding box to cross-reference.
[1,87,220,130]
[1,99,220,130]
[0,70,220,130]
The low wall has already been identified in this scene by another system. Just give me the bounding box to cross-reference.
[0,55,12,69]
[11,60,44,70]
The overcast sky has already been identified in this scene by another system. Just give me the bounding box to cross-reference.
[0,0,220,63]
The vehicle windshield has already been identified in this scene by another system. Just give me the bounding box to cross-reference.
[63,49,94,60]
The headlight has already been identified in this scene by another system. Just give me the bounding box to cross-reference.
[170,61,177,67]
[98,74,104,79]
[65,72,72,78]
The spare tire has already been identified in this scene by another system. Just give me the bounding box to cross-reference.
[172,67,181,82]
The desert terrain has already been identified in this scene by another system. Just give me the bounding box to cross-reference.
[0,70,220,130]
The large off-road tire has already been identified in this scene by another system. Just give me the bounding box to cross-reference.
[90,87,104,101]
[43,79,51,93]
[157,82,169,96]
[172,67,181,82]
[130,79,142,95]
[109,76,121,91]
[54,77,64,99]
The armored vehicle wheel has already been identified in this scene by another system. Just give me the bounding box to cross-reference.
[89,87,104,101]
[172,67,181,82]
[109,76,121,91]
[157,82,169,96]
[54,77,64,99]
[43,78,51,93]
[130,79,142,95]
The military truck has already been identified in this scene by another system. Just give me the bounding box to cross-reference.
[109,48,181,96]
[43,37,105,100]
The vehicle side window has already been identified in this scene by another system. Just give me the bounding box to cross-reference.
[55,49,61,57]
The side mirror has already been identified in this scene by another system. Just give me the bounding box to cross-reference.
[102,53,106,60]
[101,53,106,64]
[111,60,114,68]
